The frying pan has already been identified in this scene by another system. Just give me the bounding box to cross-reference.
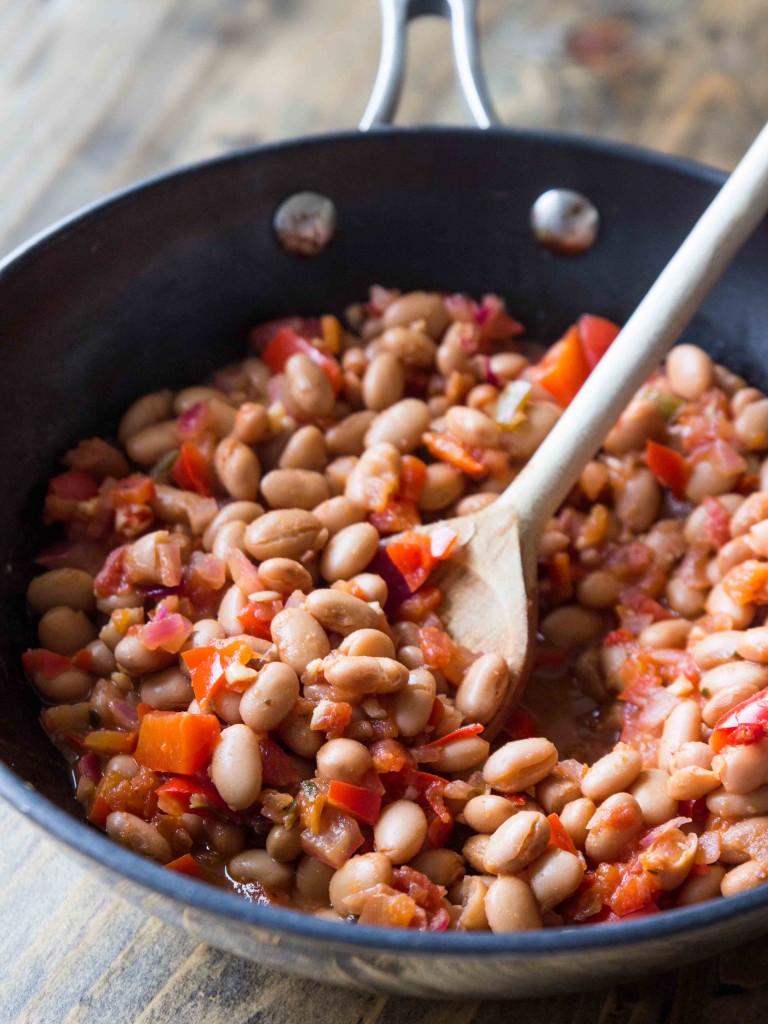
[2,0,768,1000]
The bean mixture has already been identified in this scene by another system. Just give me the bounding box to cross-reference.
[23,286,768,931]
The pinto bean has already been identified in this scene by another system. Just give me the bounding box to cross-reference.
[324,411,377,457]
[691,631,743,670]
[339,629,395,659]
[707,786,768,819]
[38,606,96,656]
[140,667,194,710]
[392,668,436,737]
[410,849,464,888]
[483,738,559,793]
[240,662,300,732]
[603,400,666,455]
[278,707,324,758]
[485,876,542,932]
[211,520,247,561]
[722,860,768,897]
[27,568,95,614]
[483,811,551,875]
[736,627,768,663]
[418,463,465,512]
[558,798,597,850]
[630,769,679,825]
[245,509,327,561]
[329,853,393,914]
[312,496,366,537]
[666,345,714,400]
[364,398,431,453]
[232,402,270,445]
[379,327,437,368]
[125,420,178,466]
[641,829,697,891]
[316,738,372,783]
[114,635,175,675]
[320,522,379,582]
[261,469,329,510]
[576,571,621,611]
[271,608,330,675]
[296,856,336,906]
[677,864,727,905]
[374,800,428,864]
[118,390,174,444]
[658,701,702,770]
[527,848,585,913]
[444,406,502,449]
[211,724,262,810]
[217,584,248,636]
[735,398,768,451]
[703,682,760,728]
[539,606,604,647]
[585,793,644,863]
[581,743,643,802]
[454,653,509,724]
[213,438,260,500]
[615,469,661,531]
[285,353,335,419]
[278,425,327,470]
[667,766,719,801]
[326,656,408,697]
[462,794,517,834]
[426,736,490,773]
[106,811,172,863]
[700,662,768,697]
[362,352,405,411]
[382,291,450,338]
[256,557,312,595]
[713,740,768,795]
[228,849,294,890]
[638,618,692,650]
[304,590,379,635]
[345,443,401,511]
[203,501,263,549]
[31,665,93,702]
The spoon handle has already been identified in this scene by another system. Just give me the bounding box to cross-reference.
[498,120,768,541]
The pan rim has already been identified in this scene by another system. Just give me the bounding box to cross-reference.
[2,124,759,960]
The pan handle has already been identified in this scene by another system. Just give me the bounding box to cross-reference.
[359,0,500,130]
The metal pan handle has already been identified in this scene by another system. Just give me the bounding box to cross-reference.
[360,0,500,130]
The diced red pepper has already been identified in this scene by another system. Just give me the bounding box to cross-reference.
[88,765,159,828]
[237,597,283,640]
[165,853,205,879]
[47,469,99,500]
[421,723,483,749]
[171,441,212,497]
[397,456,428,503]
[369,500,421,534]
[134,711,220,774]
[645,440,689,501]
[418,625,457,669]
[547,812,578,855]
[182,637,254,707]
[577,314,621,370]
[327,780,382,825]
[711,687,768,753]
[422,431,487,479]
[156,775,228,816]
[261,327,342,393]
[386,528,458,593]
[529,325,590,407]
[397,586,442,622]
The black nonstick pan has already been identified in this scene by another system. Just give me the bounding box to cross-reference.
[2,0,768,999]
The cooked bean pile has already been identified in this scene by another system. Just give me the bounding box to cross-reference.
[23,287,768,931]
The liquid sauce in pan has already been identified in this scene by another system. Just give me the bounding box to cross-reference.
[22,286,768,931]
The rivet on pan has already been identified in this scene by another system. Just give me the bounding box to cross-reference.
[530,189,600,256]
[273,191,337,256]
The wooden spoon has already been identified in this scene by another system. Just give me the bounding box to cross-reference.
[416,122,768,740]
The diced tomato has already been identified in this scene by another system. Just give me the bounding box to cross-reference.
[237,597,283,640]
[577,315,621,370]
[397,456,428,503]
[678,797,708,824]
[134,711,221,774]
[529,325,590,407]
[421,723,483,749]
[358,892,417,928]
[156,775,229,816]
[47,469,99,501]
[386,528,458,594]
[165,853,205,879]
[369,500,421,534]
[327,780,382,825]
[300,807,364,869]
[422,431,487,478]
[261,327,342,393]
[392,866,446,912]
[110,475,156,506]
[369,738,412,774]
[88,765,159,827]
[182,637,254,707]
[711,687,768,753]
[259,735,301,786]
[722,560,768,606]
[702,496,731,547]
[171,441,212,497]
[93,544,132,598]
[645,441,690,501]
[397,586,442,622]
[547,812,578,855]
[310,699,352,740]
[418,625,457,669]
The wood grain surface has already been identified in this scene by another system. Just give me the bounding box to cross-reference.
[2,0,768,1020]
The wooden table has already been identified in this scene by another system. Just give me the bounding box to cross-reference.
[2,0,768,1019]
